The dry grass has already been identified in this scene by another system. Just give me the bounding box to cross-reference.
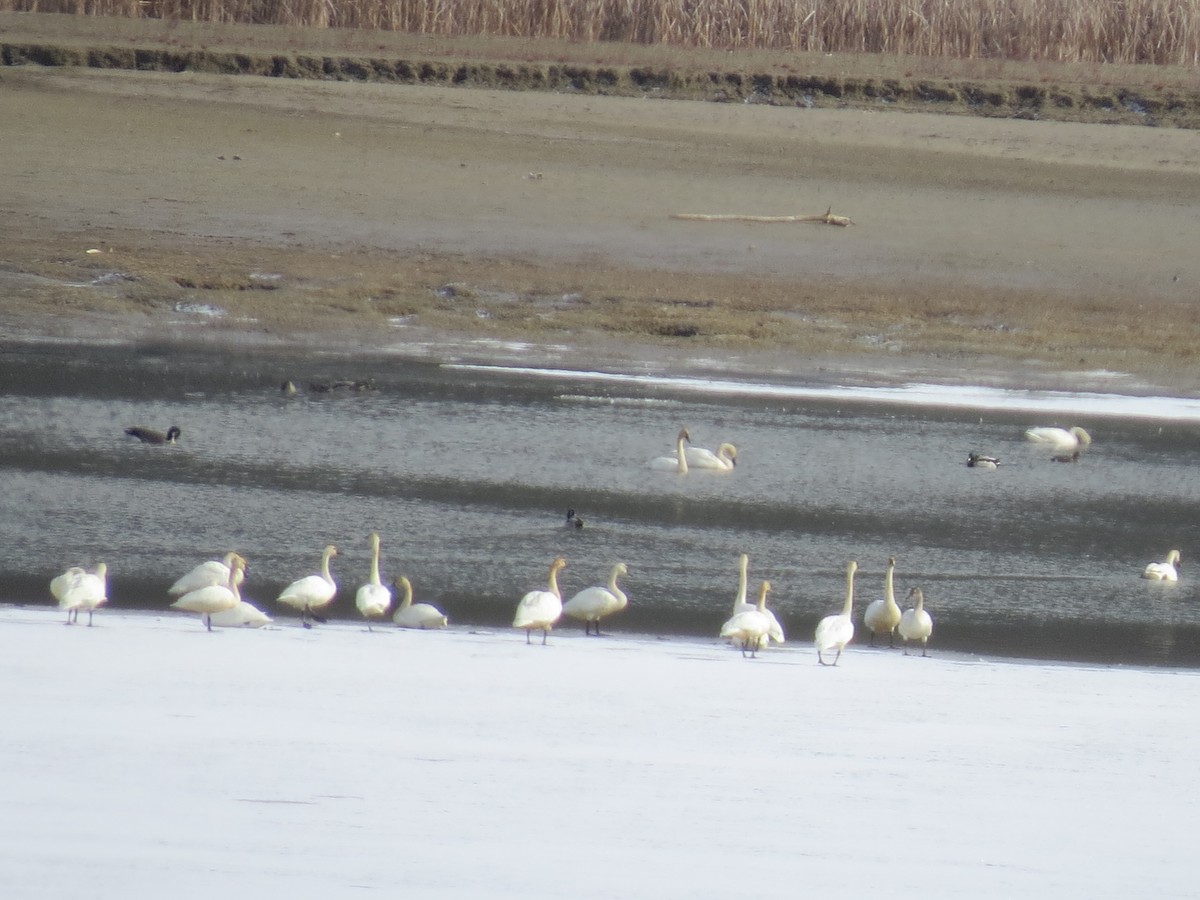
[5,0,1199,65]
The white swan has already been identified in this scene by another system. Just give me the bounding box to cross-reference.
[720,580,773,657]
[276,544,338,628]
[52,563,108,626]
[863,556,902,647]
[815,560,858,666]
[1024,426,1091,451]
[728,553,783,648]
[354,532,393,630]
[898,587,934,657]
[392,576,449,629]
[685,442,737,471]
[1143,549,1181,582]
[648,428,691,474]
[167,551,247,597]
[171,557,246,631]
[563,562,629,635]
[209,600,272,628]
[513,556,566,644]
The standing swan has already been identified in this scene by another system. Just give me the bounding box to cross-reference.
[125,425,182,445]
[563,562,629,635]
[391,576,449,629]
[815,560,858,666]
[1024,426,1091,451]
[898,587,934,656]
[52,563,108,626]
[276,544,338,628]
[168,551,246,597]
[355,532,393,630]
[513,556,566,644]
[720,581,773,657]
[685,442,738,471]
[1143,549,1181,582]
[171,557,247,631]
[863,556,902,647]
[728,553,784,648]
[648,429,691,474]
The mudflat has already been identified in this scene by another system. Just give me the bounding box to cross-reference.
[3,50,1199,392]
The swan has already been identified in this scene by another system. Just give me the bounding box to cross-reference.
[720,580,773,657]
[1143,549,1181,582]
[171,557,246,631]
[815,560,858,666]
[648,428,691,474]
[564,508,585,529]
[354,532,393,630]
[863,556,902,647]
[966,452,999,470]
[276,544,338,628]
[513,556,566,644]
[125,425,182,445]
[728,553,784,648]
[685,442,737,471]
[52,563,108,626]
[391,576,449,629]
[563,562,629,635]
[209,600,272,628]
[898,587,934,656]
[1024,426,1091,451]
[167,552,247,597]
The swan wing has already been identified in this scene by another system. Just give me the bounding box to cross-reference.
[277,574,337,610]
[210,601,272,628]
[563,586,618,621]
[514,590,563,628]
[395,603,449,629]
[167,560,231,597]
[815,614,854,651]
[355,582,393,617]
[172,584,237,615]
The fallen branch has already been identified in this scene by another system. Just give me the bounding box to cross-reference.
[671,206,854,227]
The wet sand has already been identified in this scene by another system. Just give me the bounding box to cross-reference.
[2,64,1199,394]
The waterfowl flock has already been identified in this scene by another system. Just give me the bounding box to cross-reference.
[49,422,1182,667]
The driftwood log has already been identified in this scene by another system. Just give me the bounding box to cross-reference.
[671,206,854,227]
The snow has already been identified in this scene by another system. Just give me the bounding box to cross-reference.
[3,606,1197,899]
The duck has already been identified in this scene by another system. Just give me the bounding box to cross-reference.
[648,428,691,474]
[1142,549,1181,582]
[728,553,784,649]
[563,562,629,635]
[354,532,392,630]
[391,576,449,629]
[167,552,247,598]
[125,425,182,445]
[966,451,999,470]
[684,441,738,471]
[863,556,902,647]
[719,580,773,657]
[209,600,272,628]
[898,587,934,656]
[815,560,858,666]
[171,557,247,631]
[276,544,338,628]
[1024,426,1091,451]
[564,508,585,529]
[51,562,108,626]
[513,556,567,644]
[308,379,375,393]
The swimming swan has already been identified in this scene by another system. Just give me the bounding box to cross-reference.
[685,442,737,471]
[125,425,182,445]
[1143,549,1181,582]
[276,544,338,628]
[52,563,108,626]
[648,429,691,474]
[171,557,246,631]
[513,556,566,644]
[898,587,934,656]
[720,580,773,657]
[391,576,449,629]
[167,552,247,598]
[355,532,393,630]
[815,560,858,666]
[863,556,902,647]
[1024,426,1091,451]
[563,562,629,635]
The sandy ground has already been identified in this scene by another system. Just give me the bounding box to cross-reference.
[2,605,1198,899]
[2,64,1200,392]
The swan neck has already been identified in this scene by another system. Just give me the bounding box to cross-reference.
[735,555,748,607]
[842,568,856,616]
[400,579,413,610]
[548,566,562,599]
[676,433,689,474]
[885,564,896,606]
[370,540,382,585]
[321,549,335,582]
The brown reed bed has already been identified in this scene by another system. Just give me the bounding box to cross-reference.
[5,0,1199,66]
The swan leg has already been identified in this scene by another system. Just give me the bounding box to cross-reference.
[525,629,532,645]
[868,632,876,647]
[541,628,549,646]
[889,630,896,649]
[87,609,95,627]
[832,647,842,666]
[921,641,929,658]
[204,614,212,632]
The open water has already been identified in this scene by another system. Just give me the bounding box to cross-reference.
[1,339,1198,666]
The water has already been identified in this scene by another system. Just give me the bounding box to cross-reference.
[2,340,1198,666]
